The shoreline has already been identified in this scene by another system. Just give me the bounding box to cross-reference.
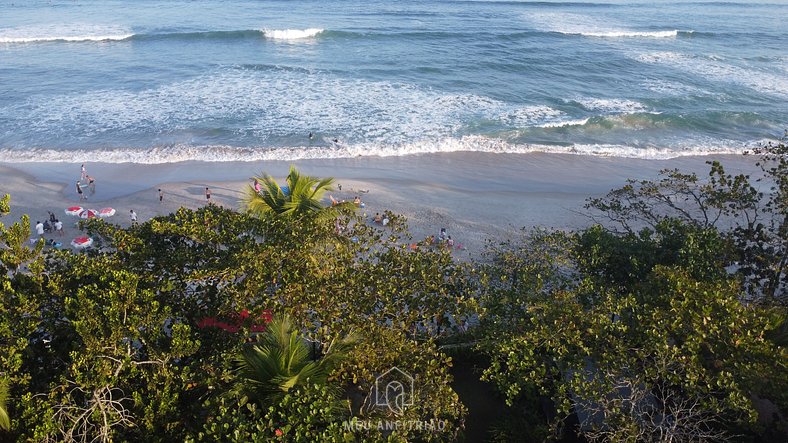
[0,152,762,257]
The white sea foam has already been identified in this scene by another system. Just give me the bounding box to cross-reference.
[641,80,713,97]
[636,51,788,98]
[537,118,590,128]
[498,106,564,126]
[0,66,756,162]
[525,12,681,39]
[2,67,577,144]
[0,136,752,164]
[261,28,324,40]
[578,30,679,38]
[0,24,133,43]
[573,98,648,114]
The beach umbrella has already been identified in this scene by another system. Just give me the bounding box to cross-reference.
[65,206,84,216]
[71,236,93,249]
[98,208,116,218]
[78,209,98,219]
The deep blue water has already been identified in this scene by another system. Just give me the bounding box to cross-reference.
[0,0,786,162]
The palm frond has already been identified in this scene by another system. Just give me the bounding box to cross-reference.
[243,166,351,221]
[233,315,358,406]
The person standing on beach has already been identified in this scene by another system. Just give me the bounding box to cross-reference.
[35,221,44,240]
[158,189,163,203]
[253,179,261,193]
[87,175,96,195]
[76,181,86,201]
[54,219,63,236]
[205,187,212,204]
[130,209,138,225]
[81,164,86,181]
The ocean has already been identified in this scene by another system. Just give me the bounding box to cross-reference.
[1,0,786,163]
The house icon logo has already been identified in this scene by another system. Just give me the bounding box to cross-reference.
[372,366,414,415]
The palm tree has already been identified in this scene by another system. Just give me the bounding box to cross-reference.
[243,165,353,220]
[234,315,357,406]
[0,379,10,431]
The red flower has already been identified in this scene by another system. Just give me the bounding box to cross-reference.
[275,429,283,437]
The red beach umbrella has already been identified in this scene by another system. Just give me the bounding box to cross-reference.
[78,209,99,219]
[65,206,84,216]
[98,208,116,218]
[71,236,93,249]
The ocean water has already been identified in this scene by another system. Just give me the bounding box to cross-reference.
[0,0,786,163]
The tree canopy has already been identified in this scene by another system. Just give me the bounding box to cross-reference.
[1,147,786,442]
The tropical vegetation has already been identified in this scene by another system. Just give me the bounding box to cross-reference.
[0,144,786,442]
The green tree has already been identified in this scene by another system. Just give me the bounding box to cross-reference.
[478,224,788,442]
[5,187,471,441]
[0,195,46,439]
[586,143,787,303]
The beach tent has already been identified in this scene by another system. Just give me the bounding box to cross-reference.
[98,208,116,218]
[71,236,93,249]
[65,206,84,216]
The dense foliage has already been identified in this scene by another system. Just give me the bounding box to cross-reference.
[0,178,473,441]
[1,145,786,442]
[478,144,787,442]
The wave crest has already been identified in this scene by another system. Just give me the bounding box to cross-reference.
[575,30,680,38]
[0,24,134,43]
[0,137,752,164]
[261,28,324,40]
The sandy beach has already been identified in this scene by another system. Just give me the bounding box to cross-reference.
[0,152,762,258]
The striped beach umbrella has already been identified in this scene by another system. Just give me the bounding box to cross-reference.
[78,209,99,219]
[71,236,93,249]
[98,208,116,218]
[65,206,84,216]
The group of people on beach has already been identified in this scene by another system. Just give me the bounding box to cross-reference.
[439,227,455,249]
[35,211,64,239]
[75,164,96,201]
[38,163,219,248]
[34,212,65,248]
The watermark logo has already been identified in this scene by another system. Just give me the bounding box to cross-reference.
[346,367,447,433]
[372,366,413,415]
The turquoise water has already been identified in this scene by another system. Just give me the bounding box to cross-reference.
[0,0,786,162]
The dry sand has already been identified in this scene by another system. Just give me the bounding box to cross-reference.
[0,152,761,259]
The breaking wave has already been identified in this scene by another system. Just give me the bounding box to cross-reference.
[261,28,325,40]
[0,24,134,43]
[0,136,754,164]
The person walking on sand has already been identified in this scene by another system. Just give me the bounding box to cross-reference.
[130,209,138,225]
[205,187,212,204]
[158,189,163,203]
[54,219,64,236]
[76,181,87,201]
